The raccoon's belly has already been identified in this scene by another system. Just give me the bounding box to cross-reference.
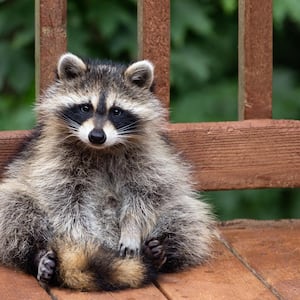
[53,206,120,250]
[93,210,120,249]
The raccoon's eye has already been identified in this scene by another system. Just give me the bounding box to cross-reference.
[111,107,123,116]
[80,104,92,113]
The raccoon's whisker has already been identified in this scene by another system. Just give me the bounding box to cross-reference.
[67,120,80,130]
[117,120,141,132]
[118,130,143,136]
[117,124,143,136]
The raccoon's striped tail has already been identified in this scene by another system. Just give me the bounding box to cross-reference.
[54,241,157,291]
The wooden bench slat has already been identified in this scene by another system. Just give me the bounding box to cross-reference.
[35,0,67,97]
[221,219,300,300]
[1,119,300,191]
[0,130,31,175]
[238,0,273,120]
[168,119,300,190]
[137,0,170,109]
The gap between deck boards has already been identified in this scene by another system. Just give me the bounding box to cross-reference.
[218,232,283,300]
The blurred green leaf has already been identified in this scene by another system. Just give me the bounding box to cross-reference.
[170,79,237,122]
[220,0,238,14]
[274,0,300,29]
[171,0,213,47]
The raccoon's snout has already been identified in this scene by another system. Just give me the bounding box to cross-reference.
[88,129,106,145]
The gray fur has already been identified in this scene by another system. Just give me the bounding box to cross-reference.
[0,53,216,286]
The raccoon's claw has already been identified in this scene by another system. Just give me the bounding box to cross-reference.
[119,233,141,258]
[37,250,57,284]
[119,243,140,258]
[143,238,167,269]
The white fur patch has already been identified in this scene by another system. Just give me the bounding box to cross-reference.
[103,122,120,147]
[90,95,100,111]
[78,119,94,145]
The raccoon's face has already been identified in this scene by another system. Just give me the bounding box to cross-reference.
[39,53,164,150]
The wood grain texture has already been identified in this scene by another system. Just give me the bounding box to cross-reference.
[0,266,167,300]
[238,0,273,120]
[0,267,50,300]
[137,0,170,109]
[0,130,31,176]
[220,219,300,300]
[35,0,67,97]
[53,284,167,300]
[0,119,300,191]
[157,235,276,300]
[167,119,300,190]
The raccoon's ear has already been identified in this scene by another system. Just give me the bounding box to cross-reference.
[57,53,87,80]
[125,60,154,89]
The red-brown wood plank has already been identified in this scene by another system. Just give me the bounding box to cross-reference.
[0,266,50,300]
[0,267,167,300]
[220,220,300,300]
[1,119,300,190]
[35,0,67,97]
[156,235,276,300]
[137,0,170,109]
[238,0,273,120]
[167,119,300,190]
[0,130,31,176]
[53,284,167,300]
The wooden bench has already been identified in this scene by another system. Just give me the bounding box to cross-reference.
[0,0,299,299]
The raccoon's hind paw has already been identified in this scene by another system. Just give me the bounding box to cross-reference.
[37,250,57,284]
[143,238,167,270]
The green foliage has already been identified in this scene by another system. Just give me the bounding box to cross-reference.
[170,79,237,122]
[0,1,34,93]
[0,0,299,220]
[0,84,35,130]
[170,0,238,122]
[208,189,300,220]
[273,0,300,29]
[67,0,137,59]
[0,0,34,129]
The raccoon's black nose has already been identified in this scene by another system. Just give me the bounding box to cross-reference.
[88,129,106,145]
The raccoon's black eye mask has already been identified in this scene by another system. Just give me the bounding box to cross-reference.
[108,107,140,132]
[60,103,94,126]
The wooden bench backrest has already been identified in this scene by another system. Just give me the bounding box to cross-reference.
[0,0,299,191]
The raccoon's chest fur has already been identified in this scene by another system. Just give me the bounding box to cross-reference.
[32,153,124,248]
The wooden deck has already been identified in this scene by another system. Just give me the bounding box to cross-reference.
[1,220,299,300]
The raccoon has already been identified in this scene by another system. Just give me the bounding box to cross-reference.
[0,53,216,291]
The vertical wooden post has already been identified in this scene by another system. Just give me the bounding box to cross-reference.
[137,0,170,109]
[238,0,273,120]
[35,0,67,99]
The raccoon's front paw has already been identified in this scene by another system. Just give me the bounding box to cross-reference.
[119,234,141,258]
[143,238,167,269]
[36,250,57,284]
